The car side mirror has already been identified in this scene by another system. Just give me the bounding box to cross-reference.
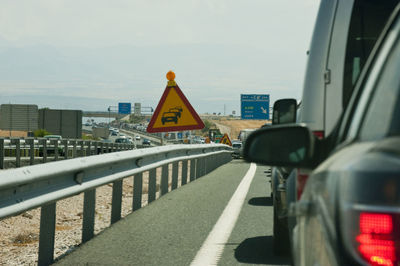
[243,124,317,168]
[272,98,297,125]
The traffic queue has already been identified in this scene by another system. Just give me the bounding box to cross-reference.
[245,1,400,265]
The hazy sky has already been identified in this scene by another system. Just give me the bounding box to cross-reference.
[0,0,320,115]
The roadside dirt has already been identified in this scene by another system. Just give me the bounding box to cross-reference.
[212,119,269,140]
[0,163,186,265]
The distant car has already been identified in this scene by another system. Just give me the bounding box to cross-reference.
[142,138,151,146]
[231,141,242,159]
[161,112,178,125]
[135,135,141,140]
[115,137,130,144]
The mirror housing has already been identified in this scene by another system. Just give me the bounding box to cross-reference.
[243,124,317,168]
[272,98,297,125]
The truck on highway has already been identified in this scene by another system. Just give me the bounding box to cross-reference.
[238,129,256,143]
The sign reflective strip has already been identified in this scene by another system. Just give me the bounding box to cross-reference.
[190,163,257,266]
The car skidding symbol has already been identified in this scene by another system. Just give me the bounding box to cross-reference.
[161,111,179,125]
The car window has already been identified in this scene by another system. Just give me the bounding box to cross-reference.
[342,0,398,108]
[358,33,400,141]
[342,18,400,142]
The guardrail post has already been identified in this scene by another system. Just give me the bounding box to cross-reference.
[190,159,196,181]
[86,141,91,156]
[110,143,114,153]
[40,139,47,163]
[111,180,123,224]
[161,164,168,195]
[82,189,96,243]
[196,158,201,179]
[99,142,104,154]
[11,139,21,168]
[0,138,4,169]
[52,140,59,161]
[78,141,84,157]
[206,155,212,173]
[148,168,157,203]
[172,162,178,190]
[71,140,77,158]
[133,173,143,211]
[94,141,99,155]
[62,140,68,160]
[181,160,188,186]
[38,202,56,266]
[26,138,34,165]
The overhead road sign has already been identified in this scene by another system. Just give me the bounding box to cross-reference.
[241,94,269,120]
[118,103,132,114]
[220,133,232,146]
[147,71,205,133]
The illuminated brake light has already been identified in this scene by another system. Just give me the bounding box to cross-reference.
[357,212,397,266]
[312,130,324,139]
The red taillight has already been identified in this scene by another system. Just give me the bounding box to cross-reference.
[312,130,324,139]
[357,212,398,266]
[295,131,323,200]
[296,169,309,200]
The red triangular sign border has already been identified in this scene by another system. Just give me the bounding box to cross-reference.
[147,84,205,133]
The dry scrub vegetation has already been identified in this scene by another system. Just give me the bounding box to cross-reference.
[212,119,269,140]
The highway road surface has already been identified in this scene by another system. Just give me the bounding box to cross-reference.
[55,160,292,266]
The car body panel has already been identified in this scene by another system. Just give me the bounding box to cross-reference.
[294,7,400,265]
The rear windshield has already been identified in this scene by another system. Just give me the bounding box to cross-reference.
[232,143,242,148]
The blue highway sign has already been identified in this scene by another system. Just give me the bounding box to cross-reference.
[118,103,132,114]
[241,94,269,120]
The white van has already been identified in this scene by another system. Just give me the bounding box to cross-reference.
[301,0,398,138]
[267,0,399,255]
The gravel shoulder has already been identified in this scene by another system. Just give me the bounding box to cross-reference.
[0,163,185,265]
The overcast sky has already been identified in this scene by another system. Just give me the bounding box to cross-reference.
[0,0,320,115]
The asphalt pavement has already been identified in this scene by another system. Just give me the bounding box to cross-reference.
[55,160,291,266]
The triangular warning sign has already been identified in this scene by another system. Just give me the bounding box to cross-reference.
[147,82,205,133]
[220,133,232,146]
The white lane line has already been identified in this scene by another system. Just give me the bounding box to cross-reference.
[190,163,257,266]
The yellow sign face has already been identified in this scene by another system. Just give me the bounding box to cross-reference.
[147,84,204,133]
[220,133,232,146]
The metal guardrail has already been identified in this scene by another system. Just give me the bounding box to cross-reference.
[0,143,232,265]
[0,138,135,169]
